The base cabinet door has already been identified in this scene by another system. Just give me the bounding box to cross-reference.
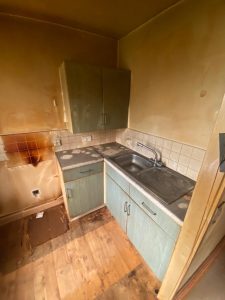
[65,172,103,219]
[106,174,129,232]
[127,199,176,280]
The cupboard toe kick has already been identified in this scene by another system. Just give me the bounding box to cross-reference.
[105,162,181,281]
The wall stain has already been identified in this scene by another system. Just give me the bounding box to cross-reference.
[2,132,53,168]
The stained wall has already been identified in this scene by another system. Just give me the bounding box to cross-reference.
[119,0,225,149]
[0,15,117,217]
[0,15,117,134]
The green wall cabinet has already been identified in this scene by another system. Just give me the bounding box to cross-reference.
[63,162,104,219]
[105,162,180,281]
[102,68,130,130]
[59,61,130,133]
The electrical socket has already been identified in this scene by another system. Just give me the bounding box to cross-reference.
[81,135,92,142]
[32,189,40,198]
[53,135,62,147]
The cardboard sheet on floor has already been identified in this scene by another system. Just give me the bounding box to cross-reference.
[28,204,68,247]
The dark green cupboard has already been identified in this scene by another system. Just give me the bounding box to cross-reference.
[59,61,130,133]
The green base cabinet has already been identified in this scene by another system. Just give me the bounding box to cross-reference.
[105,163,180,281]
[64,162,104,219]
[127,198,176,280]
[106,174,129,232]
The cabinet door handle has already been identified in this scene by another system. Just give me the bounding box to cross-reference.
[142,202,156,216]
[80,169,93,174]
[66,188,72,199]
[127,204,131,216]
[124,201,128,212]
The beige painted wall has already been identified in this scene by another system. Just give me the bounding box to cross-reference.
[0,15,117,134]
[119,0,225,149]
[0,15,117,217]
[0,158,61,217]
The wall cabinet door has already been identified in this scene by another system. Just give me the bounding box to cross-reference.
[62,62,104,133]
[65,172,103,219]
[106,174,129,232]
[103,68,130,129]
[127,198,176,280]
[60,62,130,133]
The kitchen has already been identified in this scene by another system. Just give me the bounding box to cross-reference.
[0,0,225,299]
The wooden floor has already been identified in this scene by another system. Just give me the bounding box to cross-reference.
[0,207,160,300]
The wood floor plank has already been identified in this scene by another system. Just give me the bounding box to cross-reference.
[0,207,159,300]
[96,264,158,300]
[105,220,142,270]
[15,263,35,300]
[33,257,46,300]
[43,252,60,300]
[0,271,17,300]
[51,235,77,299]
[66,231,104,299]
[85,225,122,289]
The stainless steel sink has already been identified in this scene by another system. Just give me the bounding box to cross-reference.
[112,153,154,174]
[111,152,195,204]
[137,167,195,204]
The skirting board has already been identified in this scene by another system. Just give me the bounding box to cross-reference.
[0,196,64,226]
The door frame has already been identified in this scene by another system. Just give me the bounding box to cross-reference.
[158,94,225,299]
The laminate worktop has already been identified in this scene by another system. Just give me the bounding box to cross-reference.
[56,142,194,223]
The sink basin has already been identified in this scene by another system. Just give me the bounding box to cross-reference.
[111,151,195,204]
[137,167,195,204]
[112,153,154,174]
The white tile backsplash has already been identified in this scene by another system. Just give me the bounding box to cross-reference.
[163,139,172,150]
[53,129,118,152]
[179,155,190,167]
[181,144,193,157]
[169,151,180,162]
[116,128,206,181]
[192,148,205,161]
[186,168,198,181]
[177,164,188,176]
[167,160,178,170]
[172,141,182,153]
[53,127,206,181]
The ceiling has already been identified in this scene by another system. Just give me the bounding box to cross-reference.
[0,0,180,38]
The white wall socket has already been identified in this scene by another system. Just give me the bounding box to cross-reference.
[81,135,92,142]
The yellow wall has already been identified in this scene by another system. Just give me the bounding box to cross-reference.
[119,0,225,149]
[0,15,117,134]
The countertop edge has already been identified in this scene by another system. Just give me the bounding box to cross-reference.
[60,158,104,170]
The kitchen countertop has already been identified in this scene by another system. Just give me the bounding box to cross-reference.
[56,142,131,170]
[56,142,193,223]
[56,147,104,170]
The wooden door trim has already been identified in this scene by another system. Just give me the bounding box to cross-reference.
[174,235,225,300]
[158,94,225,300]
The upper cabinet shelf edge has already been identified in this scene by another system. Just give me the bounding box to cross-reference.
[59,61,130,133]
